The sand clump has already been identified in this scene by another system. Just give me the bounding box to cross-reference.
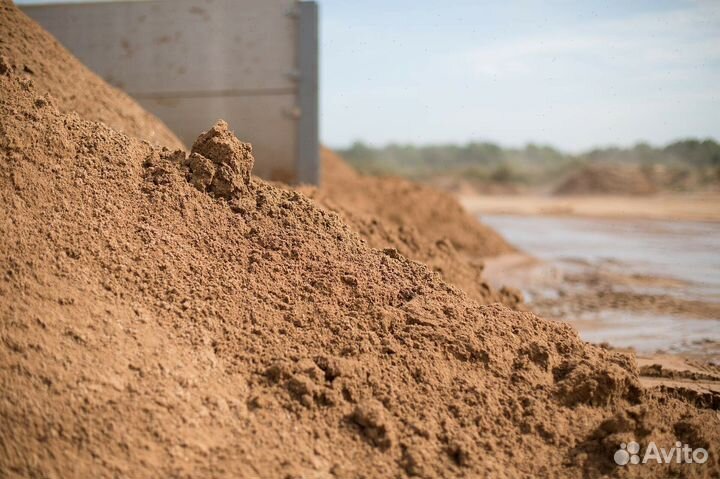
[299,149,522,307]
[554,164,658,196]
[0,0,183,149]
[1,73,718,478]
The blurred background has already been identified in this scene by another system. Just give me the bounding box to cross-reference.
[320,0,720,194]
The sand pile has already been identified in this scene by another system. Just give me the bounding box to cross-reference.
[0,3,518,307]
[319,150,514,258]
[299,150,521,306]
[429,175,522,196]
[0,0,183,149]
[554,164,658,196]
[2,73,718,478]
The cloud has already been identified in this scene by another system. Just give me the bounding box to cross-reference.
[467,2,720,80]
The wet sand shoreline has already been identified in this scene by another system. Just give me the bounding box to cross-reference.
[460,192,720,223]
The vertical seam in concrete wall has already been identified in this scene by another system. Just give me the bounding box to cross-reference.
[297,1,319,184]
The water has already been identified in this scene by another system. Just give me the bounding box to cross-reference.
[482,215,720,354]
[579,311,719,354]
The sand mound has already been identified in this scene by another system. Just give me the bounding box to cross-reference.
[320,149,514,257]
[554,164,658,196]
[0,2,517,307]
[0,0,183,149]
[299,150,521,306]
[429,176,522,196]
[2,74,718,478]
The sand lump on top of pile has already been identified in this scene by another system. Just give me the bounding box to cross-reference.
[0,0,183,150]
[1,73,718,478]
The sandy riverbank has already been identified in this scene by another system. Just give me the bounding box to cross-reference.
[460,192,720,222]
[477,200,720,406]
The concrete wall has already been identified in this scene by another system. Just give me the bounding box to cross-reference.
[22,0,319,184]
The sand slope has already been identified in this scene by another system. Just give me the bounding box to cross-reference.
[299,150,522,306]
[320,149,514,258]
[1,73,718,478]
[0,0,183,149]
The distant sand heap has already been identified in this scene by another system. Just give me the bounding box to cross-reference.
[319,150,514,258]
[554,164,657,196]
[1,3,718,478]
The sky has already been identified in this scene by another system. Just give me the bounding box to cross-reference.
[16,0,720,152]
[319,0,720,151]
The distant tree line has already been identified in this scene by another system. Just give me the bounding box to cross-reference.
[336,138,720,187]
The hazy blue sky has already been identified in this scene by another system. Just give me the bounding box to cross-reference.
[16,0,720,151]
[320,0,720,151]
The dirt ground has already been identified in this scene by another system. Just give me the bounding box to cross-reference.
[460,193,720,223]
